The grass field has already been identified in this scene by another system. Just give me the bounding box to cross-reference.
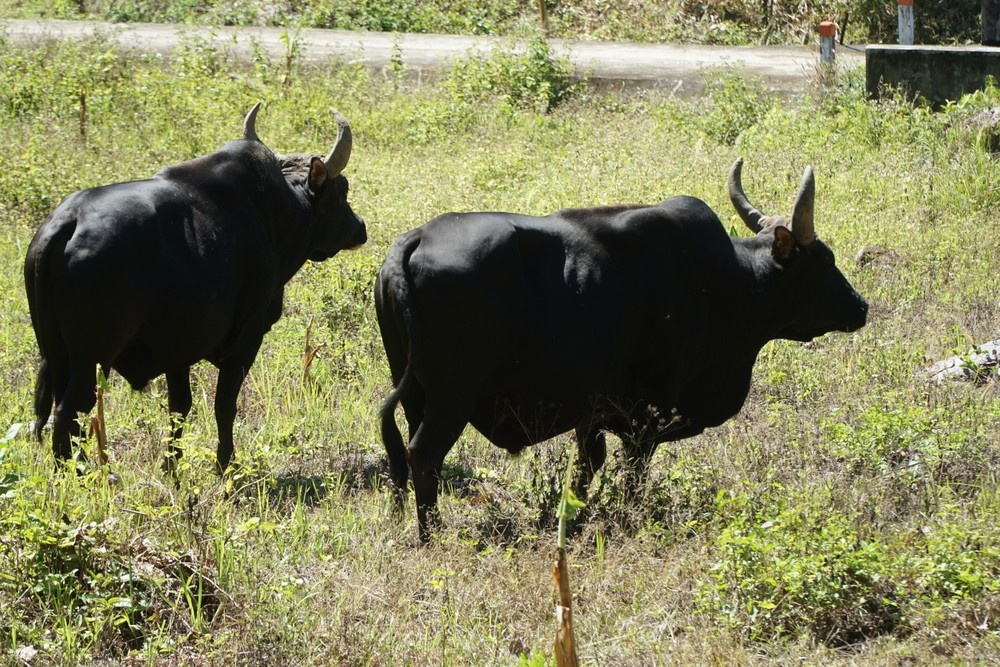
[0,28,999,666]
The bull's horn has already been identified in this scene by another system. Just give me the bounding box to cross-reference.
[323,110,352,178]
[728,158,765,234]
[790,165,816,246]
[243,102,262,142]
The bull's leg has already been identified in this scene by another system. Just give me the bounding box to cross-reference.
[52,361,97,463]
[573,425,607,500]
[380,404,410,511]
[621,437,657,500]
[381,382,426,513]
[213,362,251,474]
[162,368,192,475]
[406,403,469,543]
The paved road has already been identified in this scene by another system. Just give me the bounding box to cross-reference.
[2,18,866,96]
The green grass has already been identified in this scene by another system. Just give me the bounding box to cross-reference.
[0,31,999,665]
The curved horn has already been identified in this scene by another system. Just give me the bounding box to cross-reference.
[728,158,765,233]
[243,102,262,142]
[323,110,353,178]
[790,165,816,246]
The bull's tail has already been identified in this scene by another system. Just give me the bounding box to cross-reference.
[376,230,422,501]
[24,219,73,443]
[33,358,53,441]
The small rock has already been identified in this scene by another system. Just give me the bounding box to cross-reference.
[15,646,38,664]
[921,339,1000,385]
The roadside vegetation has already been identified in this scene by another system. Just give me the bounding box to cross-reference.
[0,0,984,45]
[0,23,998,666]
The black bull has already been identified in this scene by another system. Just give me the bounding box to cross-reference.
[25,104,367,471]
[376,160,868,541]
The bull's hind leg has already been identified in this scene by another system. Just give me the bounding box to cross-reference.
[380,382,425,512]
[407,398,471,543]
[397,387,427,502]
[162,368,192,475]
[51,361,97,463]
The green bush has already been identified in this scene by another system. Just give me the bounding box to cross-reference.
[697,490,901,645]
[696,67,773,145]
[446,34,578,113]
[0,452,221,660]
[848,0,981,44]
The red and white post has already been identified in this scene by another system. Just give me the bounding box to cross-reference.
[819,21,836,65]
[898,0,914,45]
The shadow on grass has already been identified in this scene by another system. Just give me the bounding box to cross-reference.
[229,446,388,508]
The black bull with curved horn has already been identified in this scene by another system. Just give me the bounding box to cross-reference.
[376,159,868,541]
[25,103,366,471]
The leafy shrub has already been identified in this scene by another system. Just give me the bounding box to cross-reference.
[0,35,129,121]
[848,0,980,44]
[579,445,721,540]
[0,456,229,659]
[698,490,902,646]
[446,34,577,113]
[173,30,235,78]
[904,512,1000,604]
[696,67,772,145]
[824,401,1000,500]
[943,77,1000,154]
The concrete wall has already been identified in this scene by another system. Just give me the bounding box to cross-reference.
[867,45,1000,107]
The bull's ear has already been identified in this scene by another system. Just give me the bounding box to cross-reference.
[308,157,328,192]
[772,225,796,262]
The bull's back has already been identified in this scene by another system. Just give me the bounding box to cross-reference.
[27,180,250,377]
[391,212,648,399]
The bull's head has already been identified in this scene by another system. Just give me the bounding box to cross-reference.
[728,157,815,257]
[243,102,354,183]
[243,103,367,259]
[727,158,867,340]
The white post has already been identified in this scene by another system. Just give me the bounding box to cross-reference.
[898,0,914,45]
[819,21,836,64]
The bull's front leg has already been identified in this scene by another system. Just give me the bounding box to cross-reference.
[620,436,656,499]
[213,358,255,474]
[162,368,192,476]
[619,404,686,499]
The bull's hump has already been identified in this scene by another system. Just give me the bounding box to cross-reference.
[157,141,275,187]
